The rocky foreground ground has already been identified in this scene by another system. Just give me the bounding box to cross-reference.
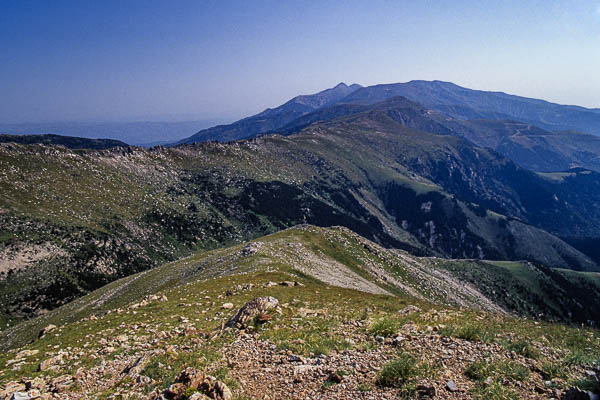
[1,270,599,400]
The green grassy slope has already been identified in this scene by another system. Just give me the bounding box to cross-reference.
[0,226,598,399]
[2,225,599,352]
[0,226,477,350]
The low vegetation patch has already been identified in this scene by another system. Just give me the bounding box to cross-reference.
[471,381,519,400]
[357,382,373,392]
[502,338,540,359]
[377,352,436,394]
[572,377,600,394]
[540,361,568,381]
[440,322,497,342]
[260,320,353,356]
[369,317,405,337]
[465,359,529,383]
[564,349,598,366]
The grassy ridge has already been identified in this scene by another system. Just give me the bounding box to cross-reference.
[2,226,599,352]
[0,226,598,398]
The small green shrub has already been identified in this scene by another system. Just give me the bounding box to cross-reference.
[572,377,600,394]
[321,380,337,390]
[472,381,519,400]
[440,322,497,342]
[438,325,456,337]
[378,354,420,388]
[377,352,435,393]
[369,317,401,337]
[213,366,240,390]
[541,361,567,380]
[357,382,373,392]
[456,324,496,342]
[465,360,493,381]
[496,361,529,382]
[465,360,529,383]
[564,350,597,366]
[504,339,540,359]
[184,387,199,397]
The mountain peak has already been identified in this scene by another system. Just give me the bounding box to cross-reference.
[288,82,362,109]
[334,82,362,91]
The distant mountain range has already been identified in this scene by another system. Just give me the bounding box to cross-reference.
[0,134,128,150]
[176,83,362,144]
[3,79,600,327]
[4,81,599,150]
[178,80,600,173]
[343,80,600,135]
[4,92,600,323]
[0,119,229,146]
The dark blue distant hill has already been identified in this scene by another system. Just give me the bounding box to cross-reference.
[0,119,227,146]
[0,133,128,149]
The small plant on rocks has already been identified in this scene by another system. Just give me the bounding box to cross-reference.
[503,339,540,359]
[572,377,600,394]
[465,359,529,383]
[472,381,519,400]
[357,382,373,392]
[564,349,597,366]
[377,352,435,394]
[541,361,568,380]
[369,317,401,337]
[455,324,496,342]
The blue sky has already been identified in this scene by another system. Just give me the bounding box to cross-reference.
[1,0,599,123]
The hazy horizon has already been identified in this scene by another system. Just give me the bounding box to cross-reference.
[2,0,600,124]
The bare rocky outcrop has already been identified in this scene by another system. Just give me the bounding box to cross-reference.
[0,243,67,276]
[151,368,232,400]
[38,325,57,338]
[225,296,279,329]
[398,305,421,315]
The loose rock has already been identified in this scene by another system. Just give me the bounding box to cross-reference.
[398,305,421,315]
[38,324,57,338]
[446,380,459,392]
[226,296,279,329]
[10,393,31,400]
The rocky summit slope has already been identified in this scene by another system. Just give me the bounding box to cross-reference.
[0,226,599,399]
[3,105,600,325]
